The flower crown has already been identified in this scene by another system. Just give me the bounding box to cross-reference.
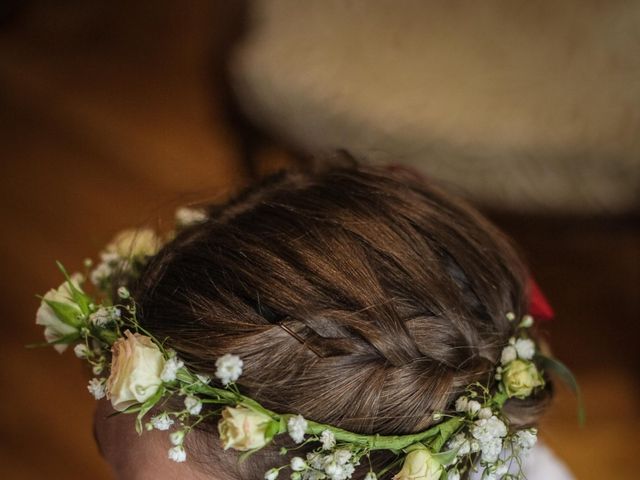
[35,208,579,480]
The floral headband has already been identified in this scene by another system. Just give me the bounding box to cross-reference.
[34,208,580,480]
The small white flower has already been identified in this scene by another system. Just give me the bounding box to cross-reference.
[478,407,493,420]
[92,362,105,375]
[74,343,90,359]
[306,452,323,470]
[447,470,461,480]
[480,438,503,463]
[469,439,481,453]
[520,314,534,328]
[364,473,377,480]
[287,414,308,444]
[432,412,443,421]
[515,338,536,360]
[87,378,106,400]
[500,345,517,365]
[168,445,187,463]
[117,286,130,299]
[161,356,184,382]
[89,307,119,327]
[515,428,538,451]
[343,464,356,478]
[324,461,344,478]
[320,429,336,450]
[467,400,481,415]
[170,430,186,446]
[215,353,243,385]
[290,457,307,471]
[304,471,326,480]
[471,415,507,464]
[447,433,471,456]
[455,396,469,412]
[184,395,202,415]
[90,262,113,287]
[150,412,174,431]
[175,207,208,227]
[265,468,279,480]
[471,416,507,443]
[332,449,352,465]
[505,312,516,321]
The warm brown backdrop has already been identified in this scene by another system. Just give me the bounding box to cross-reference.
[1,2,638,479]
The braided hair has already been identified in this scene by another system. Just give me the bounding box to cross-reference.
[133,164,551,479]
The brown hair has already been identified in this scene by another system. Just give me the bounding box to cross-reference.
[134,163,551,478]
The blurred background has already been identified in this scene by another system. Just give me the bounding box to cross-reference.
[1,1,638,478]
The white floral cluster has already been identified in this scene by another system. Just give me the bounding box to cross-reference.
[300,448,360,480]
[442,312,544,480]
[89,228,161,291]
[264,423,366,480]
[88,305,121,327]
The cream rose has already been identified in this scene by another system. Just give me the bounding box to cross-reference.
[217,406,272,451]
[107,228,161,259]
[106,331,165,411]
[502,359,544,399]
[35,277,83,353]
[393,445,443,480]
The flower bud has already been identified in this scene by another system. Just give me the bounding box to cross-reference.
[392,445,442,480]
[217,405,272,451]
[502,359,544,398]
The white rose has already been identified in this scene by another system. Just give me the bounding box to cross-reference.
[502,359,545,399]
[106,228,161,259]
[35,277,84,353]
[106,331,165,411]
[217,405,272,451]
[393,445,443,480]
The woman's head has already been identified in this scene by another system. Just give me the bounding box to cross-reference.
[95,164,551,478]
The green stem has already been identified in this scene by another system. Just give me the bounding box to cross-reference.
[194,383,465,452]
[302,415,461,452]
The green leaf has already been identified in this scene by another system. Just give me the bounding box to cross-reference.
[47,332,82,345]
[135,386,166,434]
[432,448,458,467]
[56,261,92,314]
[539,354,586,426]
[95,328,119,346]
[264,419,282,443]
[44,299,83,328]
[26,331,81,349]
[404,442,427,453]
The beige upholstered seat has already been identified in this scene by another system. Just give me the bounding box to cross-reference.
[231,0,640,213]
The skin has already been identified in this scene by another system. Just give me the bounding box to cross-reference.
[93,399,213,480]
